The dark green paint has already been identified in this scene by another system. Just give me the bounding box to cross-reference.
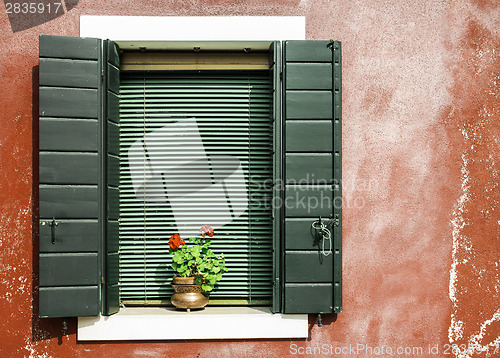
[39,220,99,253]
[39,286,99,318]
[39,87,99,119]
[38,34,103,318]
[107,41,120,68]
[281,40,341,314]
[284,40,332,62]
[106,253,119,285]
[108,187,119,221]
[39,58,99,88]
[107,64,120,95]
[332,41,343,313]
[286,154,332,183]
[284,218,319,250]
[284,186,333,217]
[285,91,332,119]
[39,253,99,286]
[108,121,119,156]
[39,152,98,185]
[285,251,333,282]
[105,284,120,315]
[104,40,120,316]
[107,155,119,187]
[107,92,120,123]
[39,118,98,152]
[39,185,98,219]
[272,40,282,314]
[286,63,332,90]
[39,34,99,60]
[107,220,119,253]
[285,121,332,152]
[284,283,333,313]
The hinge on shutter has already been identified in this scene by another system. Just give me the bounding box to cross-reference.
[279,72,283,81]
[330,214,340,227]
[101,277,105,284]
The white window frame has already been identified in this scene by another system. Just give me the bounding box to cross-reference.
[77,15,308,341]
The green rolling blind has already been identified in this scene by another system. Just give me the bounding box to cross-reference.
[118,71,273,303]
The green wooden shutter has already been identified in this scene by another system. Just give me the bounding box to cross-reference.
[118,71,274,304]
[270,41,283,313]
[38,35,103,317]
[281,40,342,314]
[104,40,121,315]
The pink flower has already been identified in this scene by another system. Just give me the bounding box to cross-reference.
[199,225,214,238]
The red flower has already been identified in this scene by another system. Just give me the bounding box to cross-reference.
[199,225,214,238]
[169,234,185,250]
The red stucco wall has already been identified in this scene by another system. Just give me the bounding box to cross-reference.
[0,1,498,357]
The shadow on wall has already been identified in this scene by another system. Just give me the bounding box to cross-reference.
[307,313,337,341]
[4,0,79,32]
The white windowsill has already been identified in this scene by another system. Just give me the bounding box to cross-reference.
[77,307,308,341]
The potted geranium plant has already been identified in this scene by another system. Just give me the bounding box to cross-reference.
[168,224,228,312]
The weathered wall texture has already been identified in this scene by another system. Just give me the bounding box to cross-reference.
[0,0,498,357]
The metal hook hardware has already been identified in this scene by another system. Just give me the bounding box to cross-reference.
[312,218,332,256]
[49,218,58,244]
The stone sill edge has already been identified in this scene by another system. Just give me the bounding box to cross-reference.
[77,306,309,341]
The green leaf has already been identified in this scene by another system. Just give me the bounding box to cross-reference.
[174,251,186,263]
[202,284,213,292]
[191,237,201,245]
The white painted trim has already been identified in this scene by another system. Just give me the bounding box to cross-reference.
[78,307,308,341]
[80,15,305,41]
[77,15,308,342]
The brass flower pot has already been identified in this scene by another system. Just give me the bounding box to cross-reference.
[170,276,208,312]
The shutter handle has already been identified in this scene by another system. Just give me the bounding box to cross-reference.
[49,218,58,244]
